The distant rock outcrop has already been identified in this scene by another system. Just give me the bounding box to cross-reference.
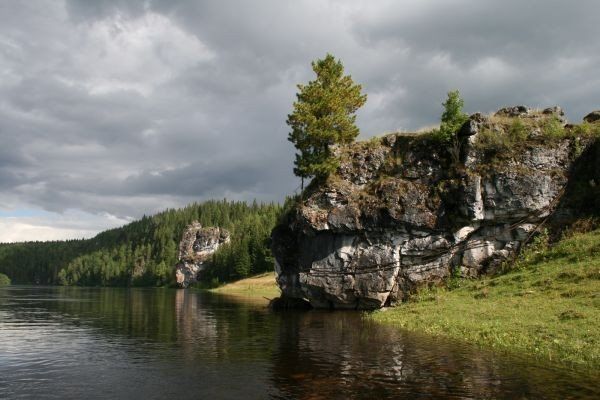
[174,222,230,288]
[583,110,600,123]
[271,107,599,309]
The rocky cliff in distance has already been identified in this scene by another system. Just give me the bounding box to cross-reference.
[272,107,600,310]
[175,221,230,288]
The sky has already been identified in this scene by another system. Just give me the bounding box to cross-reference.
[0,0,599,242]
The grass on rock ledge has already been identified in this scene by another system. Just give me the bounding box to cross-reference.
[372,229,600,369]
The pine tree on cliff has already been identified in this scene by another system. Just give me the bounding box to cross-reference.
[287,54,367,189]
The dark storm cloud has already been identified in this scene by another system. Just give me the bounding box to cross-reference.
[1,0,599,240]
[64,0,146,20]
[346,0,600,127]
[123,158,288,197]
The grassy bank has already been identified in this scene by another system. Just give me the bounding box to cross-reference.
[208,272,281,299]
[372,229,600,369]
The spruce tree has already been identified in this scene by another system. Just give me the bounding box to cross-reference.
[287,54,367,186]
[234,241,251,278]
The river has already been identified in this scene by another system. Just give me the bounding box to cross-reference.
[0,286,597,399]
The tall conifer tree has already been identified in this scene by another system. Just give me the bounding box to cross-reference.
[287,54,367,186]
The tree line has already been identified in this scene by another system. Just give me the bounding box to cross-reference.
[0,200,283,287]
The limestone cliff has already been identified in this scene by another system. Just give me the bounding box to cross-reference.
[272,106,600,309]
[174,221,230,288]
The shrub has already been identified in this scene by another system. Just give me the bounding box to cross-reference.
[508,118,528,142]
[474,127,510,153]
[0,273,10,286]
[513,229,550,270]
[542,116,566,139]
[571,122,600,138]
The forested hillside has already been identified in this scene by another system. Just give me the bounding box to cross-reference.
[0,200,283,286]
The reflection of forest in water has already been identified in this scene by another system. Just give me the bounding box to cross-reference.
[1,286,598,399]
[25,287,279,362]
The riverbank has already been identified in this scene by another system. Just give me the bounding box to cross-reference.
[208,272,281,299]
[372,228,600,369]
[204,229,599,368]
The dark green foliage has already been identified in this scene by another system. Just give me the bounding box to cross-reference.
[233,241,252,278]
[0,240,90,284]
[0,200,282,287]
[0,272,10,285]
[287,54,367,181]
[203,206,280,284]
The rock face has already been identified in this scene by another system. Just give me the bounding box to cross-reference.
[271,107,597,309]
[495,105,530,117]
[175,222,230,288]
[583,110,600,123]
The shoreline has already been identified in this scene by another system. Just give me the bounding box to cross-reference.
[208,229,599,370]
[371,229,600,370]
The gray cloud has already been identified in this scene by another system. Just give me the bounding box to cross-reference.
[1,0,599,240]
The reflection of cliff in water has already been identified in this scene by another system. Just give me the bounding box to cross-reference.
[174,289,220,360]
[174,290,284,363]
[270,311,598,399]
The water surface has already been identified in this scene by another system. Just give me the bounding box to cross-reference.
[0,286,597,399]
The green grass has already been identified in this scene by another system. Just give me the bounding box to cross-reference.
[474,115,600,159]
[371,229,600,369]
[208,272,280,299]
